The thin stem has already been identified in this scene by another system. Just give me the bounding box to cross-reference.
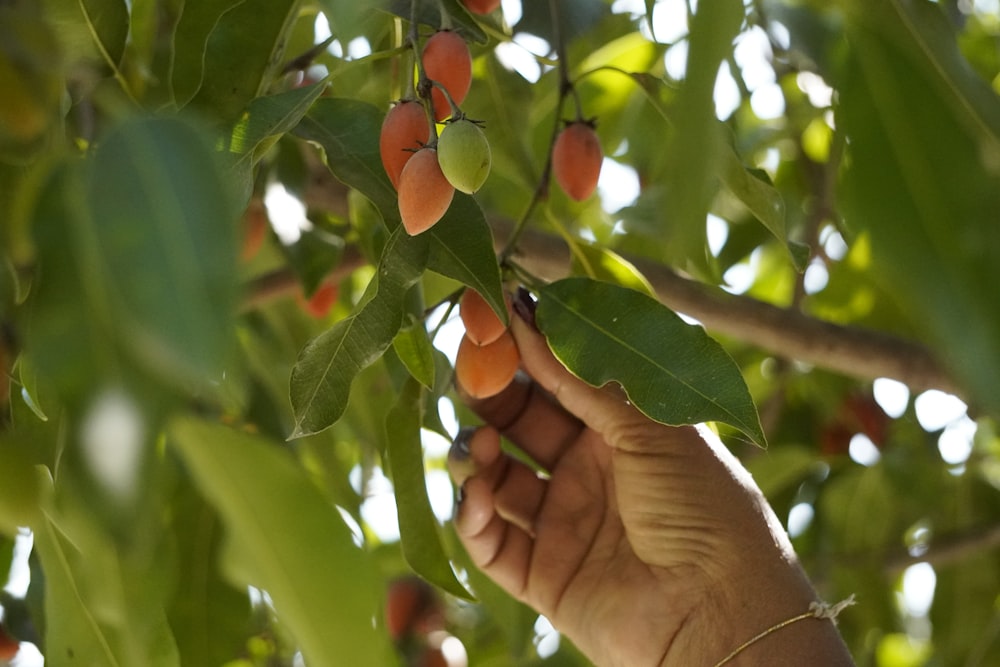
[499,0,578,260]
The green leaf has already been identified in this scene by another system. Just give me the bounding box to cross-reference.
[167,485,252,667]
[290,228,429,437]
[661,0,743,277]
[171,0,246,107]
[384,378,471,599]
[839,6,1000,419]
[294,97,400,228]
[44,0,128,67]
[169,417,393,667]
[32,470,182,667]
[426,193,506,320]
[569,243,656,298]
[85,115,241,389]
[377,0,488,45]
[623,70,794,266]
[226,80,328,171]
[536,277,765,446]
[33,510,124,667]
[189,0,299,122]
[282,225,345,296]
[393,316,437,389]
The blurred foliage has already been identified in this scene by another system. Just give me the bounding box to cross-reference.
[0,0,999,665]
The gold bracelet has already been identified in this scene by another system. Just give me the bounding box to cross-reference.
[712,595,856,667]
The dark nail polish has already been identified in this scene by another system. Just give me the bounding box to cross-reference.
[512,286,538,331]
[450,426,476,461]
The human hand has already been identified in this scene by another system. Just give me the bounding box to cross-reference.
[449,312,855,666]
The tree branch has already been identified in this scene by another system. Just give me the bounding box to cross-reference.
[490,218,961,396]
[270,154,960,397]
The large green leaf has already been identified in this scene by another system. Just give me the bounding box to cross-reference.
[660,0,744,277]
[84,116,241,389]
[839,2,1000,419]
[169,417,392,667]
[385,378,471,599]
[170,0,245,107]
[289,228,429,437]
[32,469,182,667]
[536,278,765,446]
[188,0,299,122]
[167,484,252,667]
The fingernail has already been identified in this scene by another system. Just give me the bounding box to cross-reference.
[449,426,476,462]
[512,286,538,331]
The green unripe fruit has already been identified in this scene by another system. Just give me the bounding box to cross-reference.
[437,119,492,194]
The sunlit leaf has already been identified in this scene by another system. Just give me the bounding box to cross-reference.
[536,277,765,446]
[290,228,429,437]
[840,5,1000,420]
[569,243,656,298]
[624,70,794,265]
[385,378,471,599]
[226,80,328,171]
[393,316,436,389]
[661,0,743,277]
[169,417,393,667]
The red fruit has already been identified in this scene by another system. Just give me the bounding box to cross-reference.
[422,31,472,121]
[0,624,18,661]
[455,330,520,399]
[385,576,443,642]
[381,100,432,189]
[459,289,510,346]
[298,282,339,319]
[552,121,603,201]
[398,148,455,235]
[240,197,268,261]
[462,0,501,14]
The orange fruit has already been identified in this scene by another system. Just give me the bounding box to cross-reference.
[398,148,455,235]
[380,100,431,189]
[462,0,501,14]
[455,330,520,399]
[422,31,472,121]
[459,289,509,346]
[552,121,603,201]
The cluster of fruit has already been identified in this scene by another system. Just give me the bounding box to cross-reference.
[377,4,606,397]
[379,29,491,236]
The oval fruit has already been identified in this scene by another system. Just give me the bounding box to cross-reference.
[298,282,339,319]
[552,121,603,201]
[438,119,492,194]
[385,576,443,642]
[459,288,509,346]
[422,31,472,121]
[398,148,455,235]
[380,100,431,189]
[455,330,520,399]
[462,0,501,14]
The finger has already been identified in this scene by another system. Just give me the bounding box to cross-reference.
[508,314,644,438]
[462,372,583,472]
[448,427,549,536]
[454,475,532,599]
